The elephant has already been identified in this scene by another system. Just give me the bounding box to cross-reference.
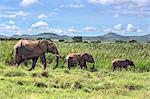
[64,53,95,70]
[13,39,59,71]
[112,59,135,71]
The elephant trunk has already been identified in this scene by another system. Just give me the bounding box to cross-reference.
[133,64,135,69]
[91,59,95,69]
[92,64,95,69]
[53,53,59,69]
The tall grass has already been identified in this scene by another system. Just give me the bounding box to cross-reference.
[0,41,150,71]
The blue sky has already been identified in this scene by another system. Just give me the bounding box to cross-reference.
[0,0,150,36]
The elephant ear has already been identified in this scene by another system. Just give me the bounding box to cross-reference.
[38,40,48,53]
[81,53,89,61]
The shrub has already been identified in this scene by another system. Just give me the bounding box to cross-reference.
[59,39,65,42]
[83,41,88,43]
[129,40,137,43]
[115,40,126,43]
[72,36,82,42]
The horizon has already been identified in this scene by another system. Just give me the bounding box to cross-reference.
[0,0,150,36]
[1,32,150,37]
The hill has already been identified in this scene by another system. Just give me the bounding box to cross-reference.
[1,32,150,42]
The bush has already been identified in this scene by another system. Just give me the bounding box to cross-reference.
[46,38,53,42]
[83,41,88,43]
[129,40,137,43]
[72,36,82,42]
[59,39,65,42]
[90,41,101,43]
[115,40,126,43]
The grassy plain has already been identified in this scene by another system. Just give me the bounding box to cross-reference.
[0,41,149,99]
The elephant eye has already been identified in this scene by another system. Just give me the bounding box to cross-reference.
[51,46,54,49]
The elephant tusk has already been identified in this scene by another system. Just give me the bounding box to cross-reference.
[56,54,60,57]
[56,54,63,59]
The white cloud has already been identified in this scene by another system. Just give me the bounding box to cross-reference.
[89,0,150,8]
[127,24,139,32]
[102,28,112,33]
[22,17,27,21]
[0,10,28,18]
[1,23,19,30]
[114,24,123,31]
[0,14,16,18]
[48,28,64,34]
[113,13,120,18]
[20,0,39,7]
[32,21,48,28]
[88,0,126,5]
[137,29,142,32]
[16,10,28,17]
[37,14,47,19]
[8,20,15,25]
[101,24,142,33]
[67,28,79,33]
[16,31,22,35]
[49,12,57,16]
[60,3,85,8]
[83,26,96,32]
[89,0,150,6]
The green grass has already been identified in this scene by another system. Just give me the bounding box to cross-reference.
[0,41,149,99]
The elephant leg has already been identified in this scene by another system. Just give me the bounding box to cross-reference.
[79,61,84,69]
[16,59,23,68]
[124,66,128,71]
[24,61,28,66]
[16,58,22,68]
[28,57,38,71]
[16,63,20,68]
[68,59,74,70]
[68,63,71,70]
[119,65,123,71]
[83,61,87,70]
[40,54,47,70]
[112,65,116,71]
[67,61,72,70]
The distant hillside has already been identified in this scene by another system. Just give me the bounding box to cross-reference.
[10,33,70,40]
[84,33,150,42]
[0,34,8,38]
[1,32,150,42]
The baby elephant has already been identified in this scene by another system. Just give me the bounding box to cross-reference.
[65,53,95,70]
[112,59,135,71]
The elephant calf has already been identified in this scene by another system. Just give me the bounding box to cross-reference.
[65,53,95,70]
[112,59,135,71]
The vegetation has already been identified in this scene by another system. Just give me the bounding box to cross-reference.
[59,39,65,42]
[91,40,101,43]
[72,36,83,42]
[116,40,127,43]
[129,40,137,43]
[0,40,150,99]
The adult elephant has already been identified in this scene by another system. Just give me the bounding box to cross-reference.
[65,53,95,70]
[13,39,59,71]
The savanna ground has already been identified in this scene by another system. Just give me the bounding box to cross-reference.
[0,40,150,99]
